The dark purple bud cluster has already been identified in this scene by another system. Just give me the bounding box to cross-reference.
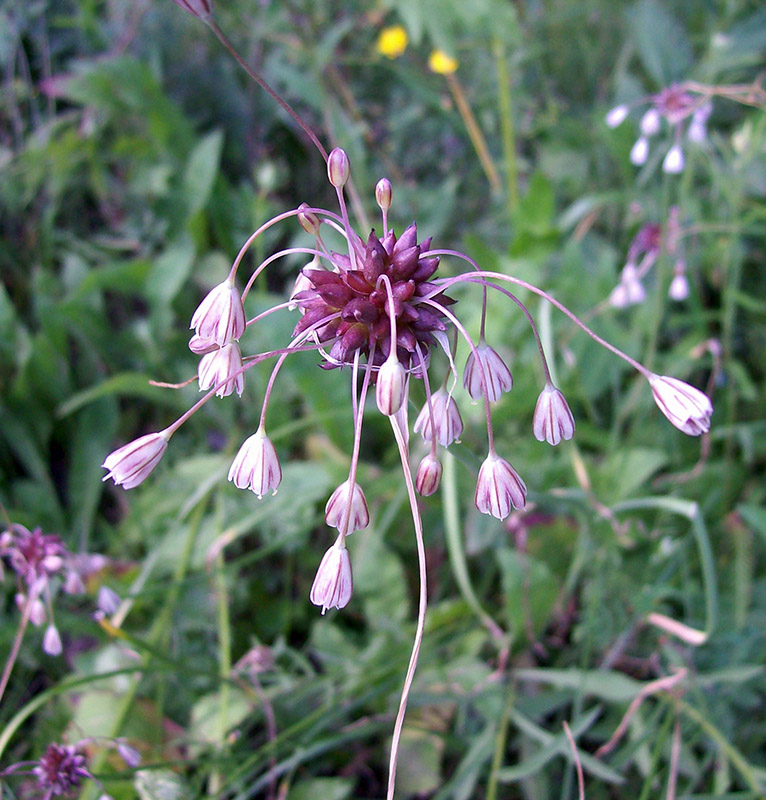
[292,225,453,373]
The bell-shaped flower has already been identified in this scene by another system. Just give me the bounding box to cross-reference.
[662,144,685,174]
[376,355,407,416]
[198,342,244,397]
[43,623,63,656]
[668,271,690,301]
[310,540,353,614]
[415,453,442,497]
[325,479,369,535]
[228,427,282,498]
[533,383,575,446]
[414,388,463,447]
[463,342,513,402]
[190,277,246,346]
[605,104,629,128]
[649,375,712,436]
[630,136,649,165]
[640,108,661,137]
[609,264,646,309]
[102,431,169,490]
[474,452,527,520]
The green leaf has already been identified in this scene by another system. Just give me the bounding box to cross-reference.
[182,129,224,218]
[514,668,642,702]
[627,0,693,86]
[287,778,354,800]
[737,504,766,546]
[135,769,189,800]
[496,549,559,640]
[145,234,197,310]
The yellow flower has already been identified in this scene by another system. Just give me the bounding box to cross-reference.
[377,26,409,59]
[428,49,458,75]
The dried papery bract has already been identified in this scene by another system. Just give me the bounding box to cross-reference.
[474,452,527,520]
[325,480,369,534]
[228,427,282,498]
[649,375,712,436]
[533,383,575,446]
[310,539,353,614]
[170,0,213,20]
[101,431,170,490]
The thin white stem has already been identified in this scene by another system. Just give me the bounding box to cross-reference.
[386,414,428,800]
[241,246,326,300]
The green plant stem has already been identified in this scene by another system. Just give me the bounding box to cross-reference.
[492,36,519,223]
[209,547,232,794]
[0,594,33,705]
[487,687,514,800]
[443,451,507,641]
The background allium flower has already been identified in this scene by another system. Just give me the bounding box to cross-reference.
[33,743,91,796]
[43,624,63,656]
[662,143,685,174]
[310,541,353,614]
[102,431,169,490]
[1,526,66,588]
[190,277,246,346]
[669,270,690,301]
[463,342,513,402]
[228,428,282,498]
[171,0,213,19]
[533,384,575,446]
[650,375,712,435]
[605,104,629,128]
[414,388,463,447]
[474,452,527,519]
[325,480,369,534]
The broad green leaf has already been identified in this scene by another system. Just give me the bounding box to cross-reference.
[515,668,642,702]
[135,769,189,800]
[287,778,354,800]
[627,0,693,86]
[182,129,223,218]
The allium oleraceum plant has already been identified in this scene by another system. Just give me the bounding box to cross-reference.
[101,4,714,798]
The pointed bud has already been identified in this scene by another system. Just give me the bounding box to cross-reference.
[190,277,246,346]
[170,0,213,20]
[463,342,513,402]
[327,148,350,188]
[630,136,649,165]
[116,741,141,769]
[325,480,369,534]
[310,540,353,614]
[649,375,712,436]
[474,452,527,520]
[375,178,393,210]
[413,388,463,447]
[605,104,629,128]
[662,144,685,174]
[415,453,442,496]
[198,342,245,397]
[29,597,47,626]
[640,108,661,137]
[43,624,62,656]
[533,383,575,446]
[297,202,321,235]
[228,427,282,498]
[376,356,407,415]
[102,431,169,490]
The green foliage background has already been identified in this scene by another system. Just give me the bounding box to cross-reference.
[1,0,765,798]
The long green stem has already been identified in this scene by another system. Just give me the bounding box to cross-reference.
[492,36,519,222]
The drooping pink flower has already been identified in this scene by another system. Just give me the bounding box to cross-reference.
[463,342,513,402]
[533,384,575,446]
[228,428,282,498]
[649,375,712,436]
[414,388,463,447]
[310,540,353,614]
[198,342,245,397]
[102,431,169,490]
[474,452,527,520]
[325,479,369,534]
[190,278,246,346]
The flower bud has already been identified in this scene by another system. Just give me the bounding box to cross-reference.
[310,540,353,614]
[190,277,246,346]
[97,586,122,615]
[228,427,282,498]
[605,104,629,128]
[170,0,213,19]
[325,479,369,534]
[463,342,513,402]
[198,342,245,397]
[376,356,407,416]
[649,374,712,436]
[662,144,685,174]
[375,178,393,210]
[668,270,690,302]
[43,624,62,656]
[415,454,442,496]
[297,202,321,235]
[474,452,527,520]
[102,431,170,490]
[327,148,350,188]
[532,383,575,446]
